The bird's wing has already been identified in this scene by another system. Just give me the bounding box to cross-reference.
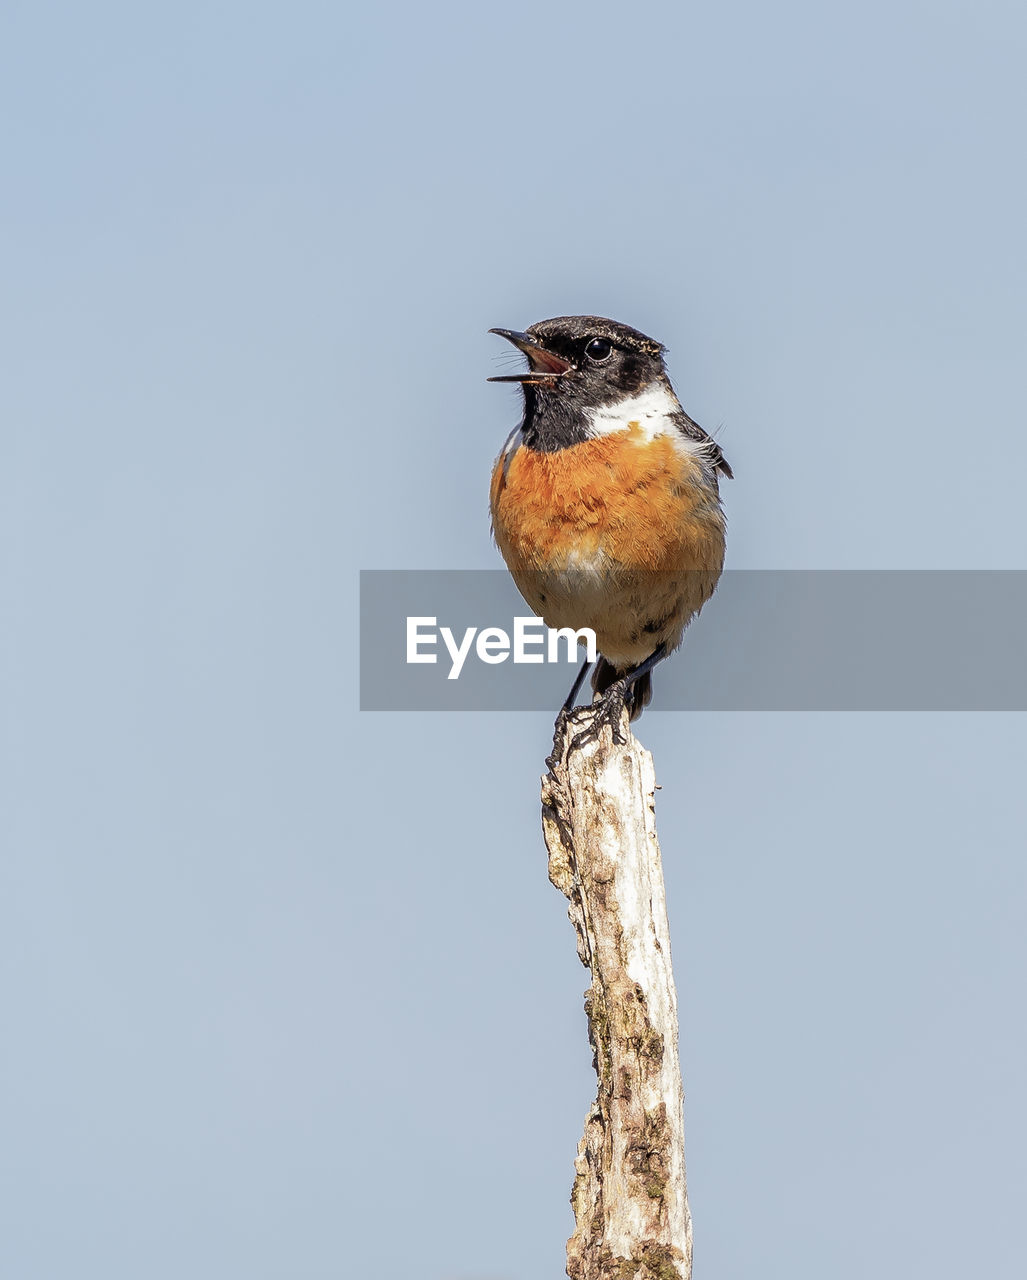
[673,410,733,480]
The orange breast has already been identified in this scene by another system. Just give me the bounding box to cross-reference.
[490,425,725,576]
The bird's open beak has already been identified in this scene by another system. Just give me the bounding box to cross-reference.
[487,328,573,383]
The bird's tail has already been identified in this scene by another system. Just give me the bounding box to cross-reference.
[591,657,653,722]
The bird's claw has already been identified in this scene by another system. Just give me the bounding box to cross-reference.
[564,681,630,753]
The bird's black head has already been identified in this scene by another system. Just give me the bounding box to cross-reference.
[489,316,670,452]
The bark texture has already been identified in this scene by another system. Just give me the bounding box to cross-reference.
[542,713,691,1280]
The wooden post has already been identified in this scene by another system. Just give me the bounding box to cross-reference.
[542,712,692,1280]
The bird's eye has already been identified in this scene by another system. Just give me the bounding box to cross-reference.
[584,337,612,362]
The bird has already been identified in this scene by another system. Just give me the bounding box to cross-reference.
[488,315,731,740]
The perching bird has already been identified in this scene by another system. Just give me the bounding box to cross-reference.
[488,315,731,737]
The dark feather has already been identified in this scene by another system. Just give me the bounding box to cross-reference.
[672,409,733,479]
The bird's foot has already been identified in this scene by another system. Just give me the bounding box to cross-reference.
[566,680,631,753]
[548,704,590,766]
[547,705,573,772]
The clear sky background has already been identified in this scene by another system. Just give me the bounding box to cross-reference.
[3,2,1026,1277]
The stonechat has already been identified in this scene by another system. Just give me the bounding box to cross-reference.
[488,315,731,737]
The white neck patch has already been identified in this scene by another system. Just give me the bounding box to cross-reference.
[585,380,683,443]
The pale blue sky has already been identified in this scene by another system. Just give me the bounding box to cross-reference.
[3,2,1026,1277]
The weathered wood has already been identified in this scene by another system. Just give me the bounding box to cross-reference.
[542,712,691,1280]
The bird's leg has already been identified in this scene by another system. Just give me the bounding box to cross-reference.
[568,644,668,751]
[550,657,594,765]
[563,657,593,713]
